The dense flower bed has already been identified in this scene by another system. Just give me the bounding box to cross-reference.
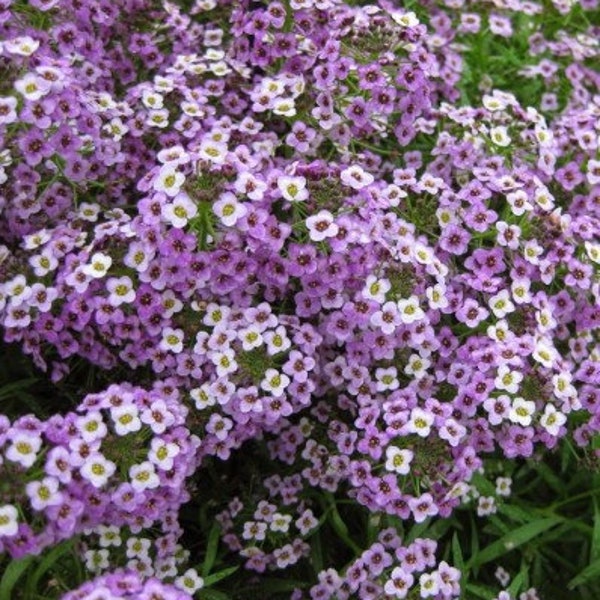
[0,0,598,598]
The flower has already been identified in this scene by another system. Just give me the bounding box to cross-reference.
[162,192,198,228]
[213,192,247,227]
[80,454,116,488]
[83,253,112,278]
[0,505,19,537]
[340,165,374,189]
[306,211,339,242]
[277,175,308,202]
[384,447,413,475]
[175,568,205,594]
[540,404,566,436]
[129,461,160,492]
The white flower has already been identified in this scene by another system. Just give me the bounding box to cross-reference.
[243,521,268,541]
[404,354,430,379]
[397,295,425,324]
[495,477,512,497]
[110,405,142,436]
[264,326,291,355]
[490,126,511,147]
[277,175,308,202]
[126,537,152,559]
[477,496,497,517]
[532,338,558,368]
[391,10,419,27]
[506,190,533,216]
[482,94,508,111]
[385,446,413,475]
[84,549,110,574]
[306,210,338,242]
[190,384,215,410]
[77,411,107,443]
[153,165,185,197]
[80,454,116,488]
[494,365,523,394]
[148,438,180,470]
[426,283,449,309]
[5,36,40,56]
[97,525,122,548]
[0,505,19,537]
[540,404,566,436]
[362,275,391,303]
[238,325,263,351]
[406,408,434,437]
[419,572,440,598]
[162,192,198,228]
[508,397,536,426]
[198,139,227,164]
[270,512,292,533]
[213,192,247,227]
[5,432,43,468]
[340,165,374,190]
[211,348,238,377]
[272,98,296,117]
[106,276,136,307]
[488,290,515,318]
[129,461,160,492]
[175,568,204,594]
[83,252,112,278]
[160,327,185,353]
[260,369,290,397]
[375,366,399,391]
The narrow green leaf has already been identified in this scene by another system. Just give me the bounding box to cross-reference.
[507,567,526,596]
[26,540,74,596]
[0,556,34,600]
[465,583,498,599]
[203,566,238,588]
[325,495,361,555]
[198,589,231,600]
[499,504,539,524]
[310,532,323,574]
[201,522,221,578]
[568,558,600,589]
[534,462,564,495]
[452,533,466,600]
[452,533,464,574]
[592,498,600,562]
[466,517,561,569]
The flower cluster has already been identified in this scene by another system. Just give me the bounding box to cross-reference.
[61,569,194,600]
[0,383,199,571]
[0,0,598,596]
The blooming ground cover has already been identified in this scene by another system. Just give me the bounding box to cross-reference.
[0,0,599,598]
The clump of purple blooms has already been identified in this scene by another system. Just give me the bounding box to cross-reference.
[0,0,598,597]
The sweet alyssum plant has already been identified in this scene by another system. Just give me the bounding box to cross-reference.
[0,0,598,598]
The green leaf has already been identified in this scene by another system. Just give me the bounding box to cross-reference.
[198,589,231,600]
[201,522,221,578]
[452,533,466,600]
[466,517,562,569]
[203,566,238,588]
[568,558,600,589]
[533,462,565,495]
[310,532,323,574]
[452,533,464,574]
[465,583,498,599]
[499,504,540,524]
[0,556,34,600]
[325,494,361,555]
[25,540,75,597]
[592,498,600,562]
[507,566,527,596]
